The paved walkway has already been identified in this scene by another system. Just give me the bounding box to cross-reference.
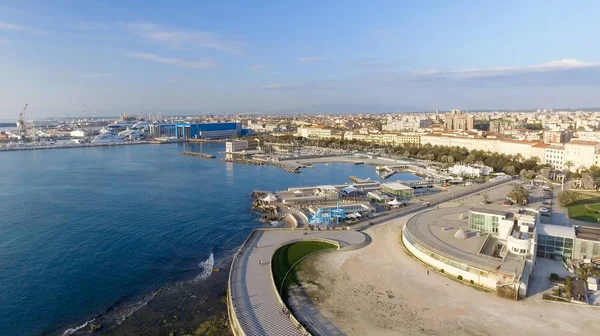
[229,229,368,336]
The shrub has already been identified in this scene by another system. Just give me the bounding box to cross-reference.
[457,275,463,281]
[440,269,445,273]
[470,280,475,284]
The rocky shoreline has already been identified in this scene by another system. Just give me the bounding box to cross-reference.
[220,158,301,173]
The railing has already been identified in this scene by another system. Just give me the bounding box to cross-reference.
[227,230,258,336]
[268,238,344,336]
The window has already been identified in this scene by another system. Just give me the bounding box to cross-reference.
[520,249,526,254]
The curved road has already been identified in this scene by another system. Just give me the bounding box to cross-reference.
[229,229,368,336]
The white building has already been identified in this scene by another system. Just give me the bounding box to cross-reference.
[449,164,493,177]
[226,140,248,152]
[298,127,332,139]
[544,145,565,170]
[564,140,600,172]
[70,129,87,138]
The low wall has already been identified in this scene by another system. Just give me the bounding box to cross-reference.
[402,233,499,289]
[227,231,257,336]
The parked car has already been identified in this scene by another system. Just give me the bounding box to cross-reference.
[543,201,551,206]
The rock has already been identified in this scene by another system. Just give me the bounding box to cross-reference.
[89,322,102,333]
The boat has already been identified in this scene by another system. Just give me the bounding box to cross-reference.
[91,133,124,144]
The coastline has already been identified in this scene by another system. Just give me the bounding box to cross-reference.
[58,253,234,336]
[0,138,227,152]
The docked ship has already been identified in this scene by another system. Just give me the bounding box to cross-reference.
[91,133,123,144]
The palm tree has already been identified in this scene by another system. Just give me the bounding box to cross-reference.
[565,160,574,172]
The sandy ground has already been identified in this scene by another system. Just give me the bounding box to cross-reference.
[295,212,600,336]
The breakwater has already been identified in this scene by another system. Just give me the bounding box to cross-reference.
[220,158,300,173]
[181,151,216,159]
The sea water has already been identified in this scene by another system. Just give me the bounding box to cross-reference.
[0,142,420,335]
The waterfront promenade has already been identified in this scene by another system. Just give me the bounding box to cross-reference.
[228,229,368,336]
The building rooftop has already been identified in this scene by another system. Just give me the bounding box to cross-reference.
[381,182,414,191]
[470,207,509,217]
[405,207,527,277]
[532,143,550,148]
[537,224,575,238]
[575,226,600,242]
[568,140,599,146]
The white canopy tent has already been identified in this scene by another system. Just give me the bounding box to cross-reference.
[262,194,277,202]
[342,185,359,194]
[387,198,404,206]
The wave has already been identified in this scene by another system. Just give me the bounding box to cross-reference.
[111,290,159,325]
[194,252,214,282]
[61,319,95,336]
[59,251,227,335]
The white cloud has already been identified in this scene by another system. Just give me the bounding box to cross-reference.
[251,64,272,70]
[412,59,600,79]
[125,23,244,53]
[297,57,321,63]
[0,22,44,34]
[124,52,219,69]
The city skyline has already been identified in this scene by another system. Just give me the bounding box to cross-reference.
[2,1,600,118]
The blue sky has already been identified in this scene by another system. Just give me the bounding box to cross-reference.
[1,0,600,118]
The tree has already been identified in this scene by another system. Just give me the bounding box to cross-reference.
[558,190,581,207]
[447,155,455,164]
[565,161,574,171]
[483,193,490,204]
[507,185,529,205]
[504,165,516,175]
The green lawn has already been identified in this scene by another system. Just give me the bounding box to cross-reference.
[567,192,600,223]
[271,241,336,299]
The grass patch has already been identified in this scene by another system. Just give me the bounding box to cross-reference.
[566,192,600,223]
[272,241,336,299]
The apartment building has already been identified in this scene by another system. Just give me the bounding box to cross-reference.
[420,135,498,152]
[497,140,535,159]
[444,109,474,131]
[543,130,572,144]
[564,140,600,171]
[298,127,332,139]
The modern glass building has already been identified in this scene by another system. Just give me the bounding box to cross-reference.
[536,224,575,260]
[469,208,509,234]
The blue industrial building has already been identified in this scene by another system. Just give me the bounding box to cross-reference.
[175,122,241,139]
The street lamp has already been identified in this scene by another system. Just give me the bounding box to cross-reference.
[338,235,341,248]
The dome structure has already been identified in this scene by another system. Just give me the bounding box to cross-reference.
[454,228,468,239]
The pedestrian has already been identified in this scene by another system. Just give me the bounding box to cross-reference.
[427,270,429,276]
[255,244,258,248]
[259,260,263,265]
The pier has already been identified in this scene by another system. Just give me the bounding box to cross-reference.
[181,151,216,159]
[221,158,301,173]
[380,170,397,179]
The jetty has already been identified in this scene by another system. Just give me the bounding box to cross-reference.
[380,170,397,179]
[221,158,300,173]
[181,151,216,159]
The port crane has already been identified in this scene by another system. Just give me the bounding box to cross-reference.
[16,103,28,139]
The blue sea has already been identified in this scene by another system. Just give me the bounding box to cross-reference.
[0,143,418,335]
